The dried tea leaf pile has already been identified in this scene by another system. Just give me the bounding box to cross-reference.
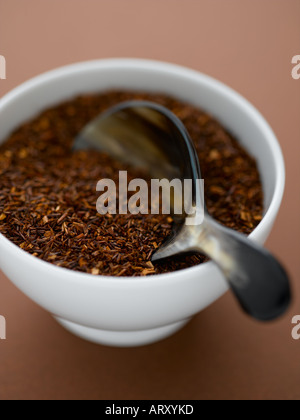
[0,91,263,276]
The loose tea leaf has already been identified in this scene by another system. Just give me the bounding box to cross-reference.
[0,91,263,276]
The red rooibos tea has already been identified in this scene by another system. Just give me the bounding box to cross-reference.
[0,91,263,276]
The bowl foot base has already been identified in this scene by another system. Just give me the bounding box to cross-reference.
[55,317,191,347]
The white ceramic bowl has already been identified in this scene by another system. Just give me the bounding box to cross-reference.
[0,59,285,347]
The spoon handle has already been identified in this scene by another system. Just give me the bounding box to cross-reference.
[194,217,291,321]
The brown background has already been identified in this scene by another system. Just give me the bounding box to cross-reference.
[0,0,299,400]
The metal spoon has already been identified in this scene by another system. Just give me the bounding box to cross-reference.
[74,100,291,321]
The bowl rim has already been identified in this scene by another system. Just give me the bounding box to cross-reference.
[0,58,285,286]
